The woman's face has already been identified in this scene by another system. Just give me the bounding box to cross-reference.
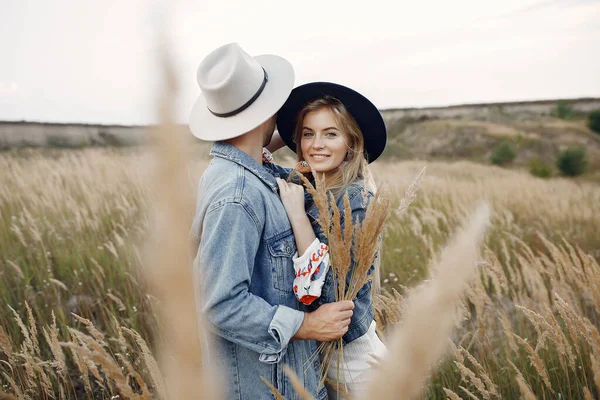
[300,108,348,176]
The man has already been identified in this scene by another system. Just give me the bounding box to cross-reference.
[189,43,354,400]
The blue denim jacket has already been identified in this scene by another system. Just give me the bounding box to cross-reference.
[264,162,375,344]
[191,142,327,400]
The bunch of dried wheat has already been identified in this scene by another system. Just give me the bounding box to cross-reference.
[297,171,390,390]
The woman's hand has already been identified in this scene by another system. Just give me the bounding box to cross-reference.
[276,178,306,223]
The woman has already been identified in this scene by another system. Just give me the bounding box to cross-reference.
[263,82,388,396]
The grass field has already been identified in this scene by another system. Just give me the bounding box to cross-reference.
[1,147,599,399]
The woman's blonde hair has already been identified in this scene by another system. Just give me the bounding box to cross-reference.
[293,96,369,199]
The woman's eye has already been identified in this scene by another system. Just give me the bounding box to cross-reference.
[302,131,313,137]
[325,131,338,137]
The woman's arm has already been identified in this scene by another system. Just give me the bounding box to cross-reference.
[291,238,330,305]
[276,178,332,306]
[275,178,316,253]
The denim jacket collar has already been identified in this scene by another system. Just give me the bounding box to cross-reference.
[210,141,278,193]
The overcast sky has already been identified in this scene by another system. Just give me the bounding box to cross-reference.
[1,0,599,125]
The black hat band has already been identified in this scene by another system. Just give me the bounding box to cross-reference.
[208,68,269,118]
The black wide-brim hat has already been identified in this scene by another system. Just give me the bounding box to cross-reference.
[276,82,387,163]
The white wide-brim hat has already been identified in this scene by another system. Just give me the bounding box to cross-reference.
[189,43,294,141]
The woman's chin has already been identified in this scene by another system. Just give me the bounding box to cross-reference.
[308,164,324,172]
[310,166,335,175]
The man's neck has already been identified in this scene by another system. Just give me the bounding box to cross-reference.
[225,132,265,165]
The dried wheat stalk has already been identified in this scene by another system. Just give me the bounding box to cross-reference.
[139,23,221,400]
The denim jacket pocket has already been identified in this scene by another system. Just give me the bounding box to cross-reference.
[267,230,297,293]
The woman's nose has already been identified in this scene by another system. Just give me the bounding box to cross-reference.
[312,135,325,148]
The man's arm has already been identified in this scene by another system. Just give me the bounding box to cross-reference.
[266,130,286,153]
[262,146,293,180]
[194,201,352,363]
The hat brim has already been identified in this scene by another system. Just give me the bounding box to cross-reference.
[276,82,387,163]
[189,55,294,141]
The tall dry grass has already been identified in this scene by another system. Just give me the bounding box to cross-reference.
[0,148,599,398]
[0,28,216,399]
[371,161,600,399]
[366,202,491,399]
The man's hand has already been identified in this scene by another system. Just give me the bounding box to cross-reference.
[266,130,286,153]
[293,301,354,342]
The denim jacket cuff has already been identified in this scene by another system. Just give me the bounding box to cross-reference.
[258,306,305,364]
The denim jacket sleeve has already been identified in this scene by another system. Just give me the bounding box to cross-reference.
[262,161,293,180]
[196,201,305,363]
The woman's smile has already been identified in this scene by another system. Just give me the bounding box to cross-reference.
[309,154,331,160]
